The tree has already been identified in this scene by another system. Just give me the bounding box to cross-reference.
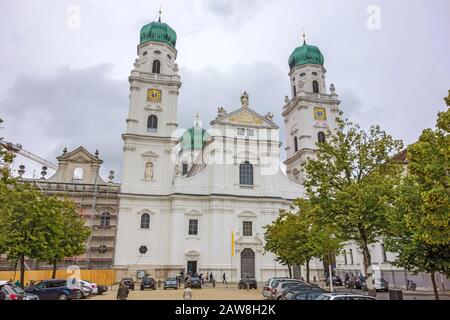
[384,93,450,300]
[303,117,403,275]
[264,199,342,282]
[40,196,90,278]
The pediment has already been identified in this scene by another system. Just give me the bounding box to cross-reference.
[56,146,102,164]
[211,107,278,129]
[235,236,264,246]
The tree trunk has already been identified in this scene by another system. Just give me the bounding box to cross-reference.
[306,259,310,283]
[431,271,439,300]
[19,253,25,289]
[358,227,372,276]
[52,259,57,279]
[287,264,292,278]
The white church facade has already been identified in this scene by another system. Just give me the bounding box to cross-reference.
[113,18,341,282]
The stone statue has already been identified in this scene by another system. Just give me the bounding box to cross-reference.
[175,163,180,176]
[330,83,336,93]
[284,96,290,104]
[265,112,274,120]
[144,162,153,180]
[240,91,249,108]
[217,107,227,118]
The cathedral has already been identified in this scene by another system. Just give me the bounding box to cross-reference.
[112,17,340,281]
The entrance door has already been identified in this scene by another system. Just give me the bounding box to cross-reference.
[240,248,255,278]
[187,261,197,275]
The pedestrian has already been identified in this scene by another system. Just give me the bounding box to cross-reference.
[117,281,129,300]
[210,272,213,283]
[183,283,193,300]
[223,273,227,287]
[206,274,209,282]
[14,280,20,287]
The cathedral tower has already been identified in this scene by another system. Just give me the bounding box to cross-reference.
[121,16,181,195]
[282,36,341,184]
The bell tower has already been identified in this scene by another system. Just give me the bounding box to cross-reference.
[121,15,181,194]
[282,34,341,184]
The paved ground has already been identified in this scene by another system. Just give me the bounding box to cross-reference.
[88,283,450,300]
[91,283,263,300]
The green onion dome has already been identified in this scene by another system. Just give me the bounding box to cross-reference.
[140,19,177,49]
[180,123,209,151]
[288,41,324,70]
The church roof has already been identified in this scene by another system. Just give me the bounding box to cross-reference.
[288,41,324,70]
[140,19,177,49]
[56,146,102,164]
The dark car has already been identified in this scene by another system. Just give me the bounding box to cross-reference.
[121,278,135,290]
[346,277,367,290]
[279,281,315,299]
[190,277,202,289]
[140,277,156,290]
[25,279,82,300]
[326,276,343,286]
[283,288,327,300]
[164,277,178,290]
[97,285,108,295]
[238,277,257,290]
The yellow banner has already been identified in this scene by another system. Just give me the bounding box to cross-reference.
[231,230,235,257]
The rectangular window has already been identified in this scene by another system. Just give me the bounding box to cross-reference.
[349,249,354,265]
[247,129,254,137]
[182,163,188,176]
[237,128,245,136]
[243,221,252,237]
[343,250,348,265]
[381,244,387,263]
[188,219,198,236]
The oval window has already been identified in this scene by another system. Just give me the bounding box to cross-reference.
[143,51,148,56]
[312,72,318,76]
[300,73,306,77]
[167,54,172,60]
[154,50,161,55]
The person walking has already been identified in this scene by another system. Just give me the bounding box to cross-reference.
[223,273,227,287]
[210,272,213,283]
[117,281,129,300]
[183,283,193,300]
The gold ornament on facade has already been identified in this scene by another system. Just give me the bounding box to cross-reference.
[147,89,162,102]
[229,111,263,125]
[314,107,327,121]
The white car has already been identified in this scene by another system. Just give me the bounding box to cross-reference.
[316,293,377,300]
[80,280,98,295]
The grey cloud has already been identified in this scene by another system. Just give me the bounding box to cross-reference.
[0,64,128,180]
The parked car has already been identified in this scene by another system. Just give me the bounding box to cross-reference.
[97,285,108,295]
[81,280,99,295]
[190,277,202,289]
[164,277,178,290]
[326,276,343,286]
[25,279,82,300]
[262,277,293,298]
[270,281,310,300]
[78,281,94,298]
[238,276,257,290]
[121,278,135,290]
[346,276,367,290]
[140,277,156,290]
[0,281,39,300]
[372,278,389,292]
[279,282,318,299]
[283,288,327,300]
[316,293,377,300]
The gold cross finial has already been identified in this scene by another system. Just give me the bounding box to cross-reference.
[302,28,306,44]
[195,109,200,122]
[158,5,162,22]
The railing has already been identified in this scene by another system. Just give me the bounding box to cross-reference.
[136,72,181,82]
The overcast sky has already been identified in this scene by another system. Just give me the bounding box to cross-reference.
[0,0,449,181]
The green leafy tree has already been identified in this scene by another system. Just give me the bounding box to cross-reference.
[303,118,403,275]
[39,196,90,278]
[384,93,450,300]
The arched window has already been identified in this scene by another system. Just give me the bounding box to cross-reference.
[152,60,161,74]
[140,213,150,229]
[294,136,298,152]
[293,85,297,97]
[182,162,188,176]
[100,212,111,227]
[147,115,158,132]
[239,161,254,186]
[312,80,319,93]
[318,131,326,144]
